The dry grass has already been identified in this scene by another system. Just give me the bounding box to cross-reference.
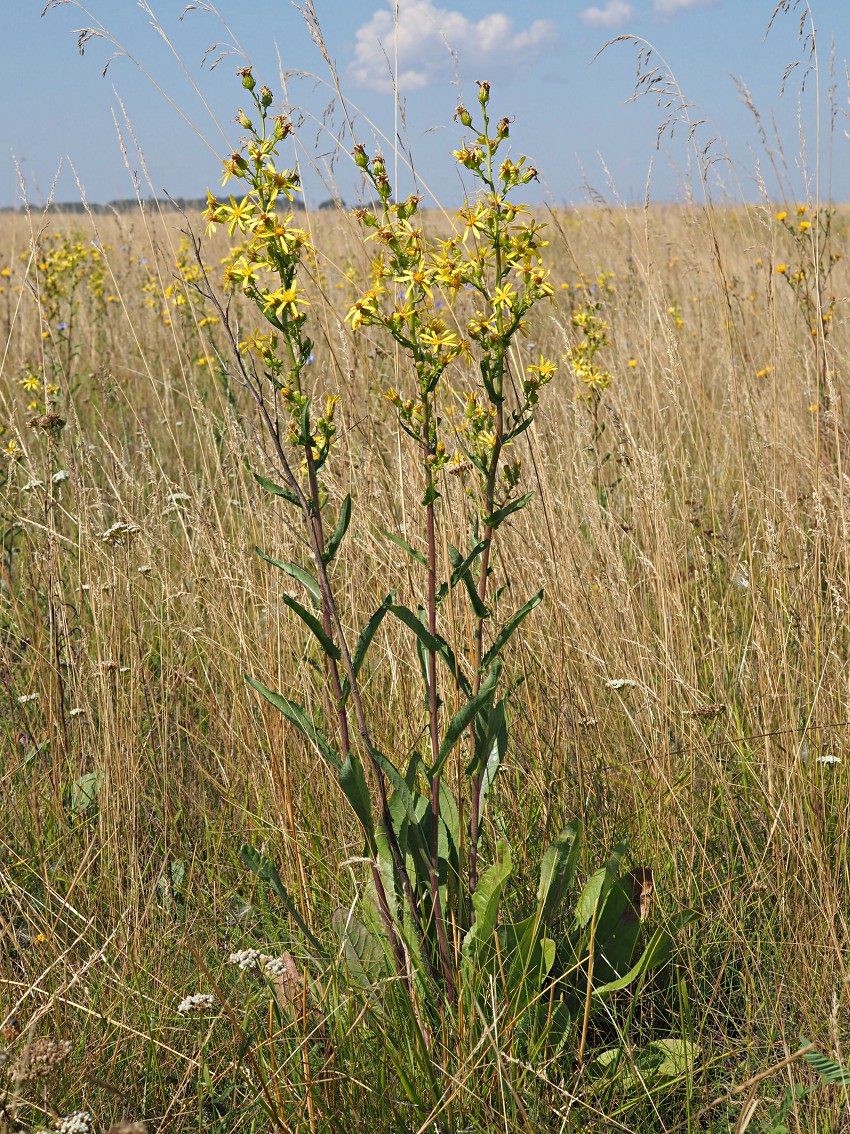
[1,189,849,1132]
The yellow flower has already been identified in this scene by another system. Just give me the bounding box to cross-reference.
[798,220,811,232]
[795,204,807,214]
[627,359,638,368]
[776,263,788,274]
[775,211,787,222]
[262,285,308,320]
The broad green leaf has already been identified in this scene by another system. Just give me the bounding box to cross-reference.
[240,844,325,956]
[438,779,460,857]
[339,752,376,853]
[463,841,512,956]
[382,530,428,567]
[480,589,543,672]
[69,770,102,814]
[245,674,341,770]
[254,471,300,508]
[433,664,501,778]
[323,494,351,564]
[484,492,533,530]
[574,842,628,929]
[341,594,393,701]
[592,924,672,997]
[255,549,321,607]
[448,539,490,584]
[331,907,389,990]
[537,822,582,926]
[478,697,507,816]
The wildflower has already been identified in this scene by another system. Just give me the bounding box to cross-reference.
[17,693,37,704]
[176,993,217,1014]
[605,678,637,690]
[776,263,788,274]
[795,204,807,214]
[798,220,811,232]
[627,359,638,368]
[52,470,70,484]
[775,211,787,222]
[56,1113,94,1134]
[262,285,308,320]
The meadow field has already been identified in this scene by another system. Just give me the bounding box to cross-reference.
[1,90,850,1132]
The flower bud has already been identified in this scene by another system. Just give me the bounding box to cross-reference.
[238,66,255,92]
[496,117,510,140]
[477,79,490,106]
[455,104,472,127]
[353,144,369,170]
[236,109,252,129]
[521,166,539,184]
[372,155,386,176]
[259,85,273,108]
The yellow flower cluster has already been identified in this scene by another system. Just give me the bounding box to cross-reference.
[567,306,613,399]
[208,70,333,470]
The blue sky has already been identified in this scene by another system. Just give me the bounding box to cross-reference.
[1,0,847,209]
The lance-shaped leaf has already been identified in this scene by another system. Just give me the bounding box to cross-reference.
[536,822,582,927]
[463,840,512,957]
[254,471,300,508]
[480,589,543,672]
[256,549,321,607]
[341,594,393,701]
[339,752,376,853]
[245,674,341,770]
[366,742,420,823]
[323,494,351,564]
[484,492,533,530]
[432,664,501,778]
[240,844,325,957]
[389,603,471,696]
[475,697,508,818]
[382,530,428,567]
[281,593,340,660]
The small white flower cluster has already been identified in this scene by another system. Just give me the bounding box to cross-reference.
[100,521,141,545]
[176,993,217,1015]
[56,1112,94,1134]
[228,949,289,977]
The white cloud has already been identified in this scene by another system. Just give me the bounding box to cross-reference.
[349,0,558,93]
[654,0,717,15]
[579,1,634,30]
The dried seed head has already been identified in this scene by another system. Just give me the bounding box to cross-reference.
[10,1037,72,1082]
[28,413,66,435]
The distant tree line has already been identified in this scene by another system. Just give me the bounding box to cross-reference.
[0,196,347,215]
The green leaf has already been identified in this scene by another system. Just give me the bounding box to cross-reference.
[339,752,376,853]
[463,841,512,957]
[800,1045,850,1086]
[389,604,471,696]
[341,594,393,701]
[574,842,628,929]
[382,530,428,567]
[255,549,321,607]
[323,494,351,564]
[69,770,102,815]
[484,492,533,529]
[240,844,325,956]
[281,593,341,660]
[245,674,341,770]
[592,924,675,997]
[433,664,501,778]
[537,822,582,926]
[448,539,490,583]
[476,698,508,817]
[331,907,389,990]
[254,471,300,508]
[480,589,543,671]
[367,743,421,823]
